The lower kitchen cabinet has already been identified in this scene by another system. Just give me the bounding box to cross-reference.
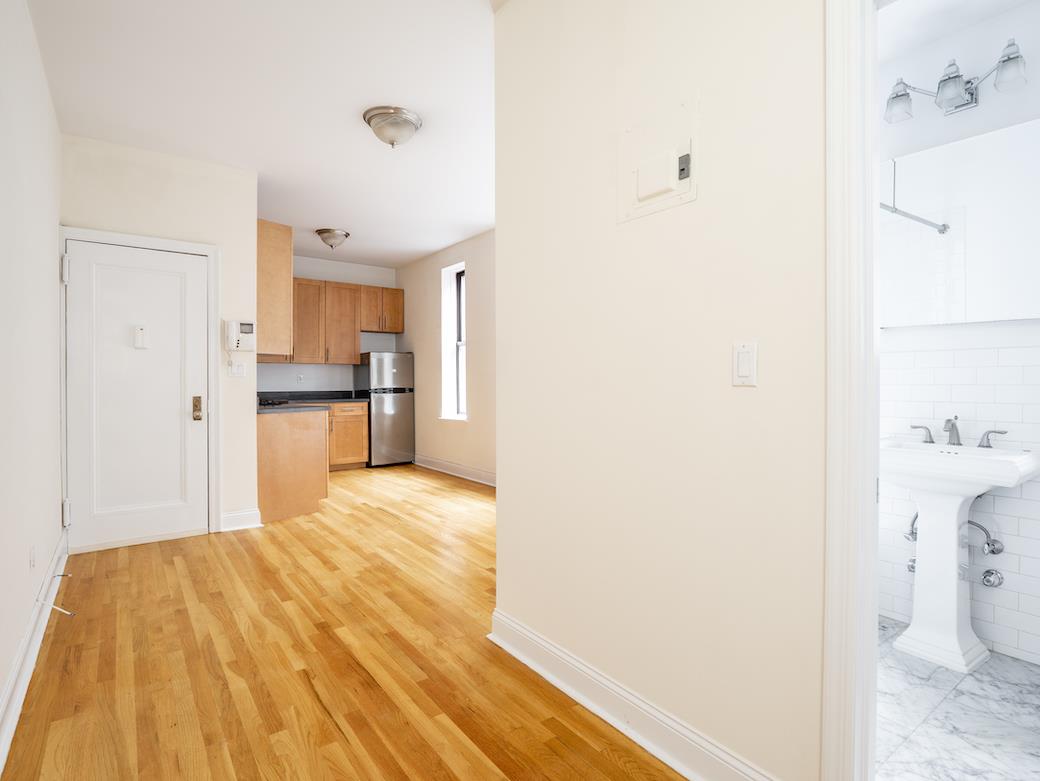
[328,402,368,469]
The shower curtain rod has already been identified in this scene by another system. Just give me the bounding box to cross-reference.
[878,160,950,235]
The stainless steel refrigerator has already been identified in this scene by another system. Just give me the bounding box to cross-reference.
[356,352,415,466]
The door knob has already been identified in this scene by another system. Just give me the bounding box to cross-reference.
[192,396,203,421]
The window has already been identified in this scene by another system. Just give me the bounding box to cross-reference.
[441,262,467,419]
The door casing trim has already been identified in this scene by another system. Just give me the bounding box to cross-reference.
[59,226,222,539]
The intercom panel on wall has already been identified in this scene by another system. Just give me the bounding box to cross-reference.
[617,101,698,223]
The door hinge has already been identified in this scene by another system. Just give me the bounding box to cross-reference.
[60,254,70,285]
[61,498,71,527]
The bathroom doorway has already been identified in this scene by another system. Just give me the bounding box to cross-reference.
[823,2,1040,779]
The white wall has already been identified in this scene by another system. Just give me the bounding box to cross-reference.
[880,1,1040,160]
[397,231,495,485]
[0,0,64,764]
[495,2,825,779]
[61,136,259,517]
[256,255,396,392]
[880,321,1040,666]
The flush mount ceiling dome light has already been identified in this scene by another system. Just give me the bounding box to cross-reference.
[363,106,423,148]
[884,38,1027,124]
[316,228,349,250]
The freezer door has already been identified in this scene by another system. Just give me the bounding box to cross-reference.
[370,391,415,466]
[368,352,414,390]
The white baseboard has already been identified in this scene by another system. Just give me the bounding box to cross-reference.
[0,530,69,772]
[414,455,496,486]
[219,508,263,532]
[488,610,776,781]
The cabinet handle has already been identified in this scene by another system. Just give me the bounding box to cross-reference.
[325,347,329,363]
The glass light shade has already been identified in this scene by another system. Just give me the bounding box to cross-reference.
[935,60,968,109]
[995,39,1027,93]
[884,91,913,123]
[369,114,419,148]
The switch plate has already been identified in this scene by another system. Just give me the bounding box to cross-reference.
[732,342,758,387]
[133,325,148,349]
[228,361,245,377]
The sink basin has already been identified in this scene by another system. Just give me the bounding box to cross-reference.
[880,439,1040,496]
[880,438,1040,673]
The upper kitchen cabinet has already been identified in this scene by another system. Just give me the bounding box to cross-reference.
[292,278,326,363]
[360,285,404,333]
[289,278,362,365]
[325,282,361,364]
[256,220,293,359]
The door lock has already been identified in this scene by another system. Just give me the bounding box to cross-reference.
[192,396,203,421]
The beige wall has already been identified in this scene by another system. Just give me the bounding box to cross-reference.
[61,136,259,517]
[495,1,826,779]
[397,230,496,484]
[0,0,63,755]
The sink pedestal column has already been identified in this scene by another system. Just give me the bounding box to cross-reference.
[894,491,990,673]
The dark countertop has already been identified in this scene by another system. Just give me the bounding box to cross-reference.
[257,391,361,403]
[256,404,330,415]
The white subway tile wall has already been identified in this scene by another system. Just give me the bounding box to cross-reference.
[879,320,1040,667]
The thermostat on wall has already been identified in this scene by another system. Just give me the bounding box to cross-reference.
[224,319,256,352]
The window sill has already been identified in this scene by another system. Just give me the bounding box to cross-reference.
[439,414,468,422]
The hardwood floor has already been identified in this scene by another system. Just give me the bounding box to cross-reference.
[4,466,682,780]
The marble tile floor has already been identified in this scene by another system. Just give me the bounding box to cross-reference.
[877,615,1040,780]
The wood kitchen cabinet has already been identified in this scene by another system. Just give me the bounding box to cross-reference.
[256,220,294,360]
[328,402,368,469]
[292,278,325,363]
[360,285,404,333]
[290,278,361,364]
[324,282,361,364]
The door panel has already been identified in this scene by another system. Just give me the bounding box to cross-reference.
[382,287,404,333]
[292,278,325,363]
[325,282,360,364]
[369,392,414,466]
[360,285,382,332]
[330,414,368,466]
[67,239,209,551]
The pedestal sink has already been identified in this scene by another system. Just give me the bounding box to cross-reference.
[880,438,1040,673]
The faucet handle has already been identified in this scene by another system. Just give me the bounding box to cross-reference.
[978,430,1008,449]
[910,425,934,443]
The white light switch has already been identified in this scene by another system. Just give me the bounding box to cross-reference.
[732,342,758,387]
[133,326,148,349]
[228,361,245,378]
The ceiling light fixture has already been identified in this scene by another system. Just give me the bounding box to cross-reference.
[363,106,423,148]
[884,39,1027,124]
[316,228,350,250]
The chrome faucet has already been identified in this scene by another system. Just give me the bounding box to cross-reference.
[910,425,934,443]
[943,416,962,446]
[978,430,1007,448]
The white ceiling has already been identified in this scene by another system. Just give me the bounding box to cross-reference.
[29,0,495,267]
[878,0,1036,63]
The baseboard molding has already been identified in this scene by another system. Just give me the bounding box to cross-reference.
[488,610,776,781]
[69,527,208,554]
[0,530,69,772]
[219,508,263,532]
[414,455,496,486]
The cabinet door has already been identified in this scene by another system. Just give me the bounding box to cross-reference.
[381,287,404,333]
[256,220,293,355]
[325,282,361,364]
[360,285,382,332]
[292,278,325,363]
[329,413,368,466]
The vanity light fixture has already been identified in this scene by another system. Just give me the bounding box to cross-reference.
[316,228,350,250]
[884,38,1027,123]
[363,106,423,148]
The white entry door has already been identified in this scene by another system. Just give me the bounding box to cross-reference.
[67,239,210,551]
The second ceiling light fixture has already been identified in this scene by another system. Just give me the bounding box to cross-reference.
[884,38,1027,123]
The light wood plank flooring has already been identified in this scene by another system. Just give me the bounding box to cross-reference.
[4,466,682,780]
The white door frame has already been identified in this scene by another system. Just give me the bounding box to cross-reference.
[821,1,880,780]
[59,227,222,538]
